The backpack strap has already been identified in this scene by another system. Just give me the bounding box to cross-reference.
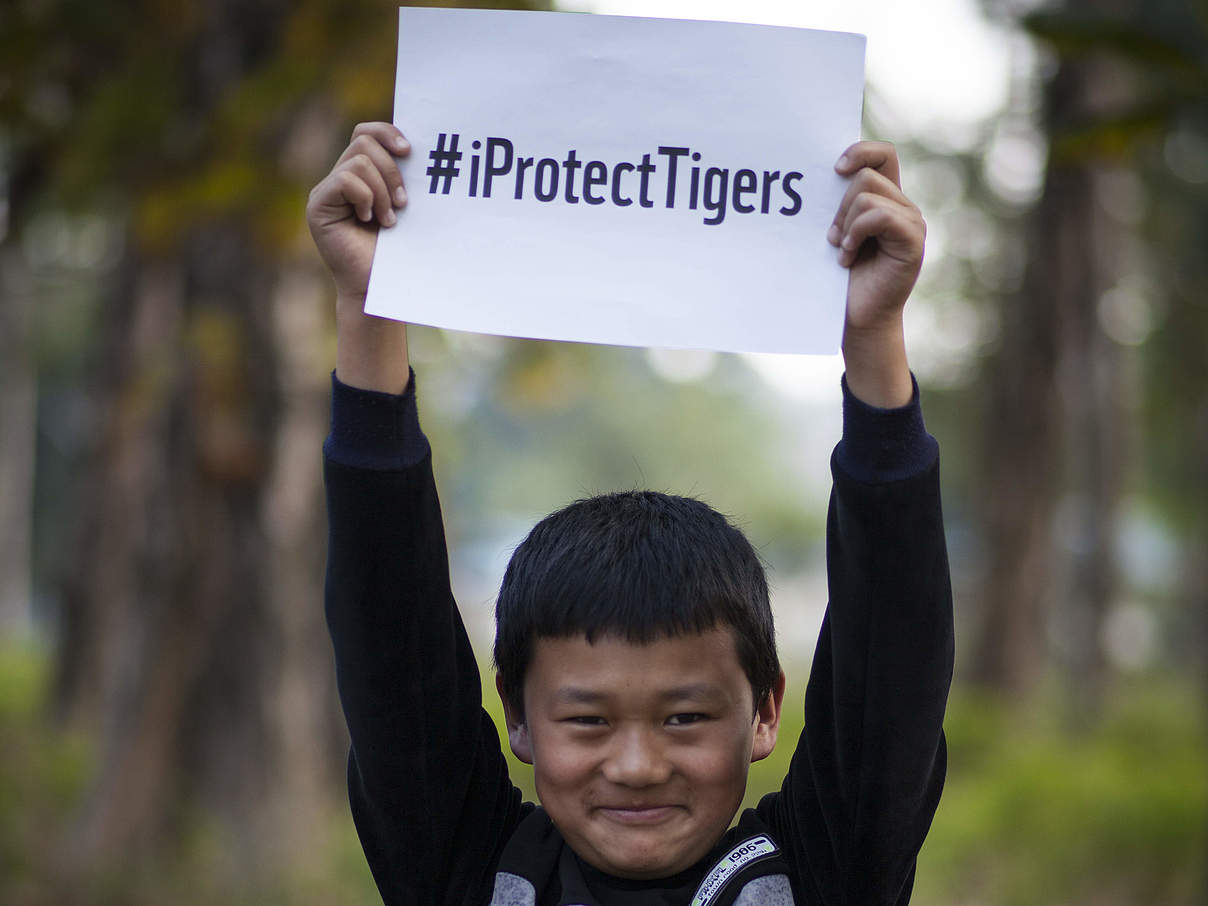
[691,834,794,906]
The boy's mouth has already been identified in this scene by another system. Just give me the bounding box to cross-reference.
[595,804,682,825]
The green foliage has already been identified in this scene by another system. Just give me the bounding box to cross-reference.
[0,644,93,899]
[1023,6,1208,165]
[0,643,382,905]
[914,683,1208,905]
[1050,102,1176,163]
[4,1,558,251]
[1024,11,1203,75]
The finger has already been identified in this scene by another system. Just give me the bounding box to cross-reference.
[838,200,893,267]
[839,189,916,240]
[834,140,901,187]
[351,121,411,158]
[338,134,409,209]
[311,158,389,228]
[308,168,375,226]
[838,204,925,268]
[339,154,397,226]
[829,168,911,246]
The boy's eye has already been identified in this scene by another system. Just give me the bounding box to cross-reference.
[666,713,708,726]
[566,716,606,726]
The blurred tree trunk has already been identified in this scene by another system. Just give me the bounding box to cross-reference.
[1054,154,1127,725]
[973,4,1128,710]
[2,0,560,892]
[0,243,36,637]
[30,1,354,886]
[1139,59,1208,895]
[52,226,342,879]
[971,161,1065,696]
[3,0,552,894]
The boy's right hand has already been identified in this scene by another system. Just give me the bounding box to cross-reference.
[307,122,410,304]
[307,122,412,393]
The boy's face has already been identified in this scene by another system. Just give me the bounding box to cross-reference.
[499,627,785,881]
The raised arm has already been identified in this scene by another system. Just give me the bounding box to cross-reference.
[762,142,953,905]
[310,123,526,905]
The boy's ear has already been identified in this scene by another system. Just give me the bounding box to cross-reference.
[750,670,787,764]
[495,674,534,764]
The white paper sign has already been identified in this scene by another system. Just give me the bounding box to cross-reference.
[365,8,865,355]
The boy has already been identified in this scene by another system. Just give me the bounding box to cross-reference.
[309,122,953,905]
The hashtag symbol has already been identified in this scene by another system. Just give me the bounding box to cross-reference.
[426,132,462,195]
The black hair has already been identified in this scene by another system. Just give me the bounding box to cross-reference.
[493,490,779,719]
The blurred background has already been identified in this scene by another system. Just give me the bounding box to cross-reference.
[1,0,1205,902]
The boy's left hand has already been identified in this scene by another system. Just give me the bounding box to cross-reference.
[829,141,925,407]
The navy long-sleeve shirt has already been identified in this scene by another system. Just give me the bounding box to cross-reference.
[323,371,953,905]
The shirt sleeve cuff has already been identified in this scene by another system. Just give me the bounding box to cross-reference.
[323,368,431,470]
[834,372,938,483]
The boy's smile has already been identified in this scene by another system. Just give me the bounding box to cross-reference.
[499,627,785,880]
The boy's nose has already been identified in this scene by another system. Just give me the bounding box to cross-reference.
[601,726,673,787]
